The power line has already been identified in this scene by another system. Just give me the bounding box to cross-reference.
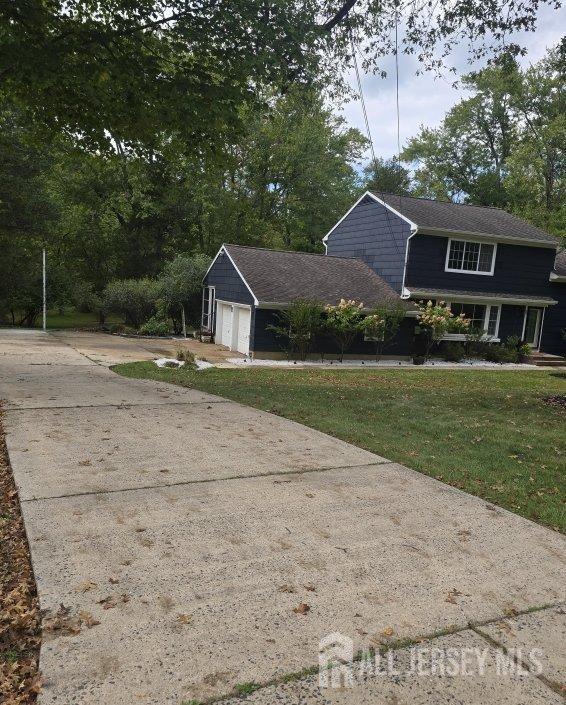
[350,30,377,167]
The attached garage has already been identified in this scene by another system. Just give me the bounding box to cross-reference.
[202,243,416,359]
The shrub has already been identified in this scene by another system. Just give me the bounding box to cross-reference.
[484,344,518,363]
[441,341,466,362]
[139,300,171,336]
[361,305,406,359]
[415,300,471,360]
[268,299,325,361]
[176,348,195,365]
[103,278,160,328]
[324,299,365,361]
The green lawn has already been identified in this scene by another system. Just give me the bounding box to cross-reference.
[8,309,124,329]
[113,362,566,532]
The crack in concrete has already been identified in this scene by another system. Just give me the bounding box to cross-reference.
[470,618,566,699]
[20,460,390,503]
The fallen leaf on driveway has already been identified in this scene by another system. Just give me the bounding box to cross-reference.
[445,588,463,604]
[176,613,192,624]
[381,627,394,637]
[76,580,97,593]
[304,583,316,592]
[79,611,101,628]
[278,584,296,593]
[78,459,91,466]
[108,576,120,584]
[293,603,310,615]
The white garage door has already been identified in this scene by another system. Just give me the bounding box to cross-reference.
[235,307,251,354]
[216,303,233,348]
[215,303,251,354]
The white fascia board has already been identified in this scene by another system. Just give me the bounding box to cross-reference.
[420,227,558,249]
[405,289,558,307]
[203,244,259,306]
[322,191,418,245]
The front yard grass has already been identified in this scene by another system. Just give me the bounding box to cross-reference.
[113,363,566,532]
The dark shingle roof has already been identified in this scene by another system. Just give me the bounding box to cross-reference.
[372,193,558,246]
[409,287,557,305]
[224,244,412,309]
[554,250,566,276]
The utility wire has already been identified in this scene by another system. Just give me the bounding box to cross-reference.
[350,30,377,167]
[394,2,401,175]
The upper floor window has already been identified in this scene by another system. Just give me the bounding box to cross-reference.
[445,239,496,275]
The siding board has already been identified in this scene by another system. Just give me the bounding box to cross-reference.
[326,195,411,293]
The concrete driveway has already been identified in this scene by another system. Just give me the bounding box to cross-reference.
[1,329,564,705]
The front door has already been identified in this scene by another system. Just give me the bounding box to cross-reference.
[523,307,543,348]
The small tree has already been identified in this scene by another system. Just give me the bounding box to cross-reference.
[158,253,211,333]
[415,300,459,360]
[267,299,324,360]
[361,305,406,360]
[324,299,365,362]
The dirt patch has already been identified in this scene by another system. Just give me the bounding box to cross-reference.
[0,411,42,704]
[543,394,566,410]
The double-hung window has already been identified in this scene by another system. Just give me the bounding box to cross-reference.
[449,302,500,338]
[445,239,496,275]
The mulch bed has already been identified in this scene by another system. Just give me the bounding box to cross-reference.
[0,413,42,704]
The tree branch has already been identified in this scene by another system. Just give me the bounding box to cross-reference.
[321,0,359,31]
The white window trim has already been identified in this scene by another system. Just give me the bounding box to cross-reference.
[442,301,501,340]
[201,285,215,332]
[444,238,497,276]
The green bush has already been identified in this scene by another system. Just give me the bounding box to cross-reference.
[268,299,325,361]
[103,278,160,328]
[139,300,171,336]
[484,344,518,363]
[441,341,466,362]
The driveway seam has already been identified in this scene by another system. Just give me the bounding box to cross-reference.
[470,621,566,699]
[19,460,391,503]
[203,602,565,704]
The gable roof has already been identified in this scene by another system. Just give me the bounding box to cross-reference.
[554,250,566,277]
[371,192,558,247]
[223,244,413,310]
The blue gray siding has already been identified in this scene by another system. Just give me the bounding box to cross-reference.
[204,249,254,305]
[253,308,416,356]
[325,195,411,293]
[541,284,566,355]
[405,234,557,297]
[498,305,526,342]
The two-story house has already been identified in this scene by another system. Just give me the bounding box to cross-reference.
[202,192,565,358]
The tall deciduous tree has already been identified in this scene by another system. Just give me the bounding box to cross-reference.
[403,44,565,241]
[1,1,560,151]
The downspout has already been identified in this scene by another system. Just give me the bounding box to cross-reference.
[400,226,418,299]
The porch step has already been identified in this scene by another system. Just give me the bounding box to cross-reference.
[528,352,566,367]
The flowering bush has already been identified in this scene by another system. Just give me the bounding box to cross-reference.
[415,300,471,359]
[361,305,406,359]
[324,299,365,361]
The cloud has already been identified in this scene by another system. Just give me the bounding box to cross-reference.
[340,5,565,163]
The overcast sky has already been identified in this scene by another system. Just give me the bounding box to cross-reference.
[340,5,565,165]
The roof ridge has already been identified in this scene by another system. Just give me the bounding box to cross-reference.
[371,191,505,212]
[224,243,362,262]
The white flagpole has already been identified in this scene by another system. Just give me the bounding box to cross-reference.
[42,249,47,332]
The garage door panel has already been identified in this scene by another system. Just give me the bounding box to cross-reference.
[236,307,251,354]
